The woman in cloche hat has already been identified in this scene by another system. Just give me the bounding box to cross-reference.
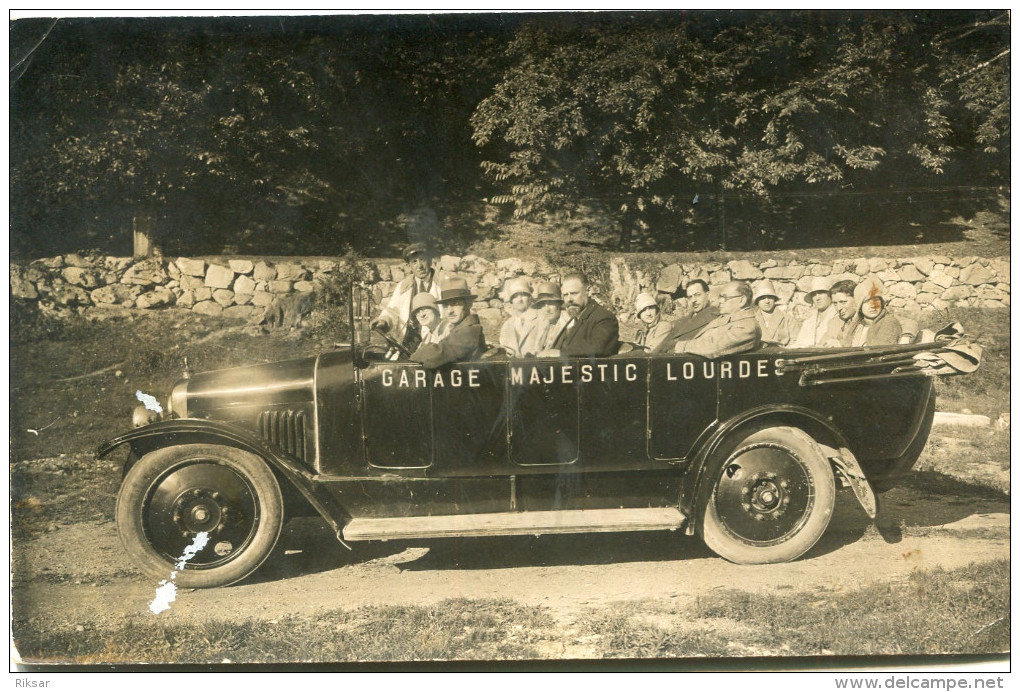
[752,279,790,347]
[633,293,672,351]
[848,276,902,347]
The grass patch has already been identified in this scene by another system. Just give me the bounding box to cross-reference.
[687,560,1009,657]
[10,455,121,539]
[923,308,1010,420]
[13,598,558,664]
[15,561,1007,663]
[914,426,1010,495]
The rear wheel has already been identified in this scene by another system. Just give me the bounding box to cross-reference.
[699,426,835,564]
[116,444,283,588]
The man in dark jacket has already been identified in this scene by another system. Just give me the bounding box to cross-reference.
[410,277,486,368]
[652,278,719,353]
[539,273,620,357]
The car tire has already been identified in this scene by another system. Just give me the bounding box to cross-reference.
[116,443,284,588]
[699,426,835,565]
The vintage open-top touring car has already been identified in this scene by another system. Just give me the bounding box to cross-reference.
[99,292,980,587]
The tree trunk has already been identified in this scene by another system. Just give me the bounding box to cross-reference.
[132,210,161,258]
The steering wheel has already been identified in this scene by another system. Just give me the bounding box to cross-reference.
[373,326,412,359]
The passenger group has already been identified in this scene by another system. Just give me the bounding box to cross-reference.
[371,243,913,368]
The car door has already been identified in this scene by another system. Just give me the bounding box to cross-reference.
[359,361,433,469]
[506,358,580,467]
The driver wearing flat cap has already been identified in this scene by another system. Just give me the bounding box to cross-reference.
[371,242,443,352]
[410,277,486,368]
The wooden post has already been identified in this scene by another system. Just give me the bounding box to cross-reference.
[132,212,159,258]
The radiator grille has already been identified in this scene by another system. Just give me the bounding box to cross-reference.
[257,409,307,460]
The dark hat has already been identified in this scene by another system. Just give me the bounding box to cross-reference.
[532,281,563,307]
[403,242,430,261]
[436,277,477,304]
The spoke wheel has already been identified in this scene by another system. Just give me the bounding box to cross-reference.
[117,444,283,588]
[699,426,834,564]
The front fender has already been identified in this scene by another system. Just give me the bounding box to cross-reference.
[680,404,858,531]
[98,419,349,534]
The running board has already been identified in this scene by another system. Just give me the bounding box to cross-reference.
[342,507,686,541]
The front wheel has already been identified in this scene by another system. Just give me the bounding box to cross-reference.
[116,444,284,588]
[698,426,835,564]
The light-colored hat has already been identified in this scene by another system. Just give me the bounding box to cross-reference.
[436,277,477,304]
[752,279,779,304]
[634,293,659,317]
[806,276,831,297]
[854,276,886,310]
[504,276,532,300]
[532,281,563,307]
[411,292,439,315]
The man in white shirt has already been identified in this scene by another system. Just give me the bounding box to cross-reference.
[790,276,839,348]
[370,243,444,352]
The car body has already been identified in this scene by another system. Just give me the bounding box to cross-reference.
[101,308,975,588]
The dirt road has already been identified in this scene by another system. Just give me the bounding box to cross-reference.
[12,482,1010,633]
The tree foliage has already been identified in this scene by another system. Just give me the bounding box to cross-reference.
[471,11,1009,248]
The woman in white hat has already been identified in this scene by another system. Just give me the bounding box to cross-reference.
[790,276,839,348]
[633,293,672,351]
[499,276,538,357]
[752,279,790,347]
[848,276,902,347]
[410,292,441,345]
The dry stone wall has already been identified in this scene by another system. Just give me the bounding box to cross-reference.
[9,252,1010,329]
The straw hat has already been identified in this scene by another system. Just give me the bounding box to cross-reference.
[752,279,779,304]
[634,293,659,317]
[805,276,831,298]
[504,276,532,301]
[411,292,439,316]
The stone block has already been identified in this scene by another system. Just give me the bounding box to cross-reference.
[730,260,762,281]
[375,263,392,282]
[212,289,235,306]
[229,259,255,274]
[63,253,92,268]
[234,292,253,306]
[294,280,315,292]
[254,261,276,282]
[121,259,168,286]
[909,257,934,275]
[959,263,995,286]
[269,280,293,293]
[40,256,64,269]
[764,266,805,280]
[52,285,90,306]
[656,264,684,294]
[136,287,175,309]
[10,276,38,299]
[916,293,939,305]
[62,267,101,289]
[868,258,889,273]
[888,282,917,299]
[233,275,256,295]
[940,285,970,301]
[896,265,926,282]
[205,264,235,289]
[251,291,275,307]
[709,269,731,285]
[927,271,954,289]
[810,263,832,276]
[192,301,223,316]
[195,286,213,302]
[275,263,307,282]
[180,274,205,291]
[177,289,196,308]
